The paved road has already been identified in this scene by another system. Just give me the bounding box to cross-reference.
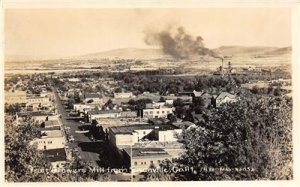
[51,86,131,181]
[52,87,100,167]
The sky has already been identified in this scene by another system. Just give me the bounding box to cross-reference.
[5,8,291,60]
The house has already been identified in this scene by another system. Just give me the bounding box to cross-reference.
[215,92,238,107]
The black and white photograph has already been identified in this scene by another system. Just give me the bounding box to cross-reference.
[2,2,299,184]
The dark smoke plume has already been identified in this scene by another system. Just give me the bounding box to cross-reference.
[144,26,222,59]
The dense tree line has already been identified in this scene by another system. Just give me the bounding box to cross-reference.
[156,96,292,181]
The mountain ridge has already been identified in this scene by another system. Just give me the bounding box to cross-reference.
[6,46,291,62]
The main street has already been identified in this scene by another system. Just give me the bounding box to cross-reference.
[51,85,131,181]
[52,87,100,167]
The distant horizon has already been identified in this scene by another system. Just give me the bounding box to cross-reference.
[5,45,292,62]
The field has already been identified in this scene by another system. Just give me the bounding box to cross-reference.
[5,46,291,76]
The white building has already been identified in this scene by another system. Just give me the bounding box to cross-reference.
[68,78,80,82]
[87,110,122,122]
[73,104,96,113]
[26,96,51,106]
[31,129,66,150]
[142,106,174,119]
[128,148,172,174]
[114,92,134,99]
[30,119,66,150]
[108,124,182,150]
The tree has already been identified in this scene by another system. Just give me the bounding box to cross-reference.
[167,114,177,123]
[128,99,136,106]
[273,87,282,96]
[5,118,52,182]
[159,97,166,102]
[170,96,292,180]
[5,117,111,182]
[114,87,122,93]
[173,98,184,107]
[5,103,22,115]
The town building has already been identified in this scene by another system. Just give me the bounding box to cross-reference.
[114,92,134,99]
[73,103,96,113]
[30,119,66,150]
[44,148,67,169]
[108,124,182,152]
[26,96,51,106]
[142,104,174,119]
[125,147,172,174]
[87,109,122,122]
[68,78,80,82]
[18,111,59,122]
[31,128,66,150]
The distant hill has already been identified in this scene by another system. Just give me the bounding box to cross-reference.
[80,48,167,59]
[6,46,291,62]
[262,46,292,56]
[213,46,291,57]
[82,46,292,60]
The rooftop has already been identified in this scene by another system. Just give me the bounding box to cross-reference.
[172,121,195,128]
[88,109,122,115]
[193,90,203,97]
[84,93,101,99]
[41,129,63,137]
[44,148,67,162]
[40,126,61,131]
[19,111,55,117]
[44,120,60,127]
[216,92,237,100]
[110,124,180,135]
[132,147,171,158]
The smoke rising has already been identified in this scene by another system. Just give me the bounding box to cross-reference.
[144,26,222,59]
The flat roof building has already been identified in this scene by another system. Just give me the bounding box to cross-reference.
[123,147,172,174]
[108,124,182,151]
